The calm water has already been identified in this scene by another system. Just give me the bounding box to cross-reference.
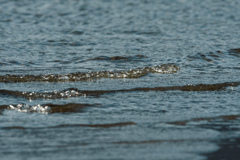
[1,0,240,159]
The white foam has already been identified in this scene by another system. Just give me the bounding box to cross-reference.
[8,104,51,113]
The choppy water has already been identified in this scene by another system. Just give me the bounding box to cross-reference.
[1,0,240,159]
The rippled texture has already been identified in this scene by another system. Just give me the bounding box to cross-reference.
[1,0,240,160]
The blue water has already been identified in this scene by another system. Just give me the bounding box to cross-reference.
[1,0,240,159]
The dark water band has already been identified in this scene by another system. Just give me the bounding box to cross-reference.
[0,82,239,100]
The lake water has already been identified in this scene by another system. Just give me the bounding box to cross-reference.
[1,0,240,159]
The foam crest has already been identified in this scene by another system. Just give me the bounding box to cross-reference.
[8,104,51,113]
[0,64,180,83]
[22,89,84,100]
[7,103,97,113]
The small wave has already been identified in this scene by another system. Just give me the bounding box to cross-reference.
[7,103,98,113]
[8,104,51,113]
[187,51,221,62]
[2,122,135,129]
[0,64,180,83]
[229,48,240,54]
[120,30,162,36]
[1,82,239,100]
[114,138,205,145]
[187,49,240,63]
[51,122,136,128]
[229,48,240,57]
[169,115,240,126]
[0,89,86,100]
[89,55,147,62]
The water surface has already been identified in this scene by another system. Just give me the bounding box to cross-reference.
[1,0,240,160]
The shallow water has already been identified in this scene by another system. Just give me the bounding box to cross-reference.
[1,0,240,159]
